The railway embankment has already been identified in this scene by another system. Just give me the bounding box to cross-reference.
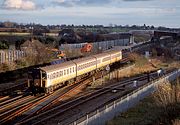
[70,69,180,125]
[107,78,180,125]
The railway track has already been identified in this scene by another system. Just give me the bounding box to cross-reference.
[0,68,106,125]
[11,71,105,124]
[0,81,27,96]
[16,68,176,125]
[0,95,31,113]
[15,73,151,125]
[0,95,24,111]
[0,96,11,104]
[0,95,45,125]
[1,63,174,125]
[0,67,146,125]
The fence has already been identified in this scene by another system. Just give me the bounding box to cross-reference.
[59,38,133,52]
[0,50,25,64]
[69,69,180,125]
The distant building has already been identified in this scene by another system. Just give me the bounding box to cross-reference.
[20,38,46,54]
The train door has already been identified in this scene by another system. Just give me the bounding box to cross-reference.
[41,71,47,91]
[28,71,34,88]
[28,69,41,89]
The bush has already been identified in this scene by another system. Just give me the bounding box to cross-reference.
[153,82,180,124]
[128,53,148,67]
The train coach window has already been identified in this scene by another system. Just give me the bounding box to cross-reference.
[73,67,75,72]
[67,69,69,74]
[70,68,72,73]
[60,71,63,76]
[42,72,47,79]
[103,56,109,62]
[53,73,56,78]
[64,70,66,75]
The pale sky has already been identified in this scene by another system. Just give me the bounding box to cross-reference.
[0,0,180,28]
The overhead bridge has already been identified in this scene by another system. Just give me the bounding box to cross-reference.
[153,30,178,40]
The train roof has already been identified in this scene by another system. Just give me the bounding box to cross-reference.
[72,56,96,64]
[40,50,121,73]
[92,52,110,58]
[108,50,121,54]
[40,61,75,73]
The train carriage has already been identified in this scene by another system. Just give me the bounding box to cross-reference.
[28,61,76,93]
[92,53,110,69]
[109,50,122,63]
[73,57,97,76]
[28,49,123,94]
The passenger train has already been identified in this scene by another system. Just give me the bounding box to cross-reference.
[28,50,122,94]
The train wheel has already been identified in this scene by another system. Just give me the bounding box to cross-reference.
[65,81,69,86]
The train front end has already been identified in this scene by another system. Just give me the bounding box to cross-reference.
[28,68,47,95]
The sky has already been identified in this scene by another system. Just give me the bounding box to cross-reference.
[0,0,180,28]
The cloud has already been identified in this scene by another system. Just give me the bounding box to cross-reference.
[52,0,112,7]
[51,0,156,7]
[2,0,36,10]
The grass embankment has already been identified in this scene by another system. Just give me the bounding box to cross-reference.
[119,53,180,79]
[106,80,180,125]
[106,53,180,125]
[90,53,179,88]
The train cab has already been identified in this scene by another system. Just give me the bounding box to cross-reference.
[28,68,47,94]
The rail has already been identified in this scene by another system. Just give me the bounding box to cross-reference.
[16,72,154,125]
[69,68,180,125]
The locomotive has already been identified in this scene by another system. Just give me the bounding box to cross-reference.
[28,50,122,94]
